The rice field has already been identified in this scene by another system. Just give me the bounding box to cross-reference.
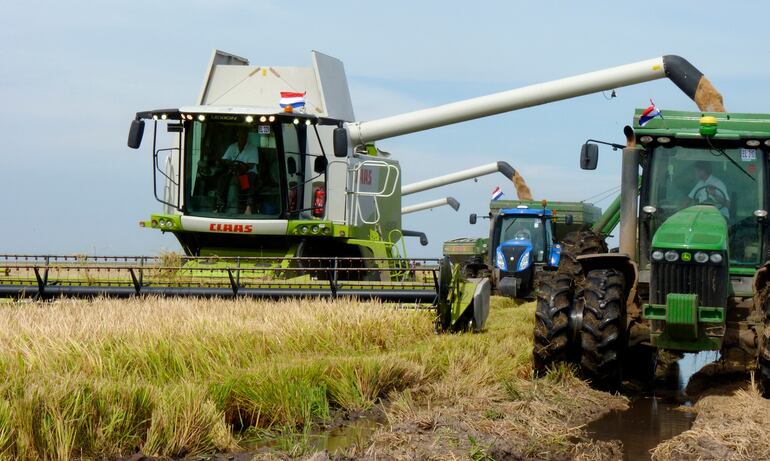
[0,296,624,460]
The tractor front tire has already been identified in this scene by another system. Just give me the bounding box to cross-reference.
[533,271,575,375]
[580,268,626,391]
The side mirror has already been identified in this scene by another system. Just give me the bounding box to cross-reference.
[127,119,145,149]
[333,127,348,158]
[314,156,328,174]
[287,157,297,176]
[580,143,599,170]
[565,214,574,225]
[469,213,477,225]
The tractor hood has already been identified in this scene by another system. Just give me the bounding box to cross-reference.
[651,206,727,251]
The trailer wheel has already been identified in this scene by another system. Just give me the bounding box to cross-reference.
[579,268,626,391]
[558,230,608,279]
[533,271,576,375]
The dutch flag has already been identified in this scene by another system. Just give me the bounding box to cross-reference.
[279,91,306,110]
[639,100,663,126]
[491,186,504,201]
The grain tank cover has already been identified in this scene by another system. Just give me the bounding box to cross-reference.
[196,49,355,121]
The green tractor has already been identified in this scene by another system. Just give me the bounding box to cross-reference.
[534,109,770,396]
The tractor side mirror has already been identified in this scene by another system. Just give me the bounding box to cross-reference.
[565,214,574,225]
[287,157,297,176]
[333,127,348,157]
[469,213,477,225]
[313,156,328,174]
[580,143,599,170]
[127,119,145,149]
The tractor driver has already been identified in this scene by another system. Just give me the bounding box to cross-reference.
[687,161,730,219]
[216,128,260,214]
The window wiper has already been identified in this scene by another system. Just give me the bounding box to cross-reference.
[707,138,755,181]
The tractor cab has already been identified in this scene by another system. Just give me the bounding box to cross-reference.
[489,207,560,297]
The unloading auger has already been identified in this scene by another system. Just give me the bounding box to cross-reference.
[0,51,719,333]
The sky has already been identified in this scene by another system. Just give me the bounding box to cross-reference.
[2,1,770,257]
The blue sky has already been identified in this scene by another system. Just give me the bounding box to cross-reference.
[2,1,770,257]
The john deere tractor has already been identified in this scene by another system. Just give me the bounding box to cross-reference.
[534,106,770,396]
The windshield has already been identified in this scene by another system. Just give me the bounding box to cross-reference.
[647,142,766,265]
[183,117,324,219]
[499,216,548,262]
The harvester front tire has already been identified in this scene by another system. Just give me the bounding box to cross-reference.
[533,271,575,376]
[579,268,626,391]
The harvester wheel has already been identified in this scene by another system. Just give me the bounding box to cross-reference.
[558,230,608,279]
[579,268,626,391]
[533,271,576,375]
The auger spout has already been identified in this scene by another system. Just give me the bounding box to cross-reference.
[346,55,723,145]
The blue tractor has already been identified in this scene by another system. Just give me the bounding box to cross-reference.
[445,200,601,299]
[486,207,561,298]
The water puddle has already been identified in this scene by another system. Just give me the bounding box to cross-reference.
[586,351,719,460]
[308,416,383,452]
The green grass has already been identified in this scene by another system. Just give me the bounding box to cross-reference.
[0,296,534,459]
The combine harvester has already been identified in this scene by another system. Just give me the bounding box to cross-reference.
[0,51,724,333]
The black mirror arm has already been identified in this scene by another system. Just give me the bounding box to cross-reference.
[585,139,626,151]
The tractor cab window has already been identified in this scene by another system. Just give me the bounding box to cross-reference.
[499,216,548,262]
[183,117,326,219]
[647,142,765,265]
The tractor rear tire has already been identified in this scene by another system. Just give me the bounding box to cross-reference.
[760,296,770,397]
[533,271,575,375]
[759,329,770,398]
[579,268,626,391]
[558,230,608,279]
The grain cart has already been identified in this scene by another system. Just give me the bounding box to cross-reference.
[444,200,601,298]
[535,100,770,396]
[0,52,721,333]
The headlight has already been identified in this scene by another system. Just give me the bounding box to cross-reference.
[496,250,505,270]
[651,250,664,261]
[694,251,708,263]
[709,253,723,264]
[517,250,531,272]
[664,250,679,262]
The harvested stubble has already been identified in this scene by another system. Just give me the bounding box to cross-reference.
[651,381,770,461]
[0,297,624,460]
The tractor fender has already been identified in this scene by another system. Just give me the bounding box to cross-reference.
[576,253,641,322]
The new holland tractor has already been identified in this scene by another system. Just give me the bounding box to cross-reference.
[444,200,601,298]
[0,51,726,334]
[534,84,770,395]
